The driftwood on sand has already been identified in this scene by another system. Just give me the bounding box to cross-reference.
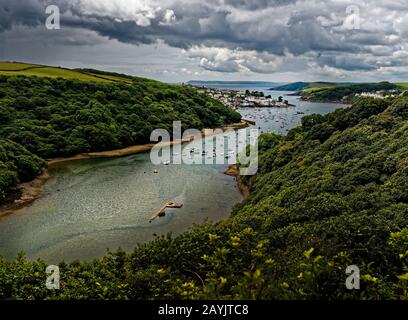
[149,201,183,223]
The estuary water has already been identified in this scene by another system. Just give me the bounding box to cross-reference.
[0,87,347,263]
[0,143,243,263]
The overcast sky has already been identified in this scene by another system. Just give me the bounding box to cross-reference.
[0,0,407,83]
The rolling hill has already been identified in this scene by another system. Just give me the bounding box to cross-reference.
[396,83,408,89]
[269,82,348,92]
[301,82,400,102]
[270,80,407,103]
[0,61,133,83]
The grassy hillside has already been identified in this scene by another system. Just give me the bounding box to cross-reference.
[0,68,241,202]
[270,82,347,92]
[301,82,400,102]
[269,82,310,91]
[0,62,43,71]
[302,82,342,93]
[0,62,132,83]
[396,83,408,89]
[272,81,407,102]
[1,95,408,300]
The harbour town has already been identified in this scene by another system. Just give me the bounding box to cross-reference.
[193,86,296,109]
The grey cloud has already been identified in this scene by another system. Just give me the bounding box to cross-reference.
[224,0,297,10]
[0,0,46,32]
[0,0,408,76]
[0,0,374,55]
[317,54,377,71]
[200,60,241,73]
[348,32,400,47]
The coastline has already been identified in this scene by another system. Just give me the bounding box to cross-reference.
[48,119,251,167]
[0,119,252,217]
[0,171,50,218]
[276,91,350,104]
[299,97,350,104]
[225,164,250,198]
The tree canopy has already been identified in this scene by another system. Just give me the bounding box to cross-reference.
[0,75,241,200]
[1,95,408,300]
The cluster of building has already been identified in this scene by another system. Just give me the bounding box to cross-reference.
[194,87,295,110]
[354,90,402,99]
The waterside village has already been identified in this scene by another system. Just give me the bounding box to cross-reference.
[192,86,296,110]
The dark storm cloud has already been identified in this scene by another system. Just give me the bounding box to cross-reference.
[224,0,297,10]
[0,0,46,32]
[0,0,407,75]
[0,0,358,54]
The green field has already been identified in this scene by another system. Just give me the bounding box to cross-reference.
[0,61,131,83]
[396,82,408,89]
[302,83,337,93]
[0,62,43,71]
[272,82,350,93]
[83,71,134,84]
[305,82,408,93]
[281,82,408,94]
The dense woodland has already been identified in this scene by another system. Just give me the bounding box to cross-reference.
[0,91,408,299]
[0,75,241,200]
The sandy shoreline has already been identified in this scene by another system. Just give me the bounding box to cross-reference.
[0,171,50,217]
[0,120,252,217]
[48,119,252,167]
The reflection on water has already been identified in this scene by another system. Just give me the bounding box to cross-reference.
[0,89,347,263]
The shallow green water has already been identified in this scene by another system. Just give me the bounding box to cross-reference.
[0,145,242,263]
